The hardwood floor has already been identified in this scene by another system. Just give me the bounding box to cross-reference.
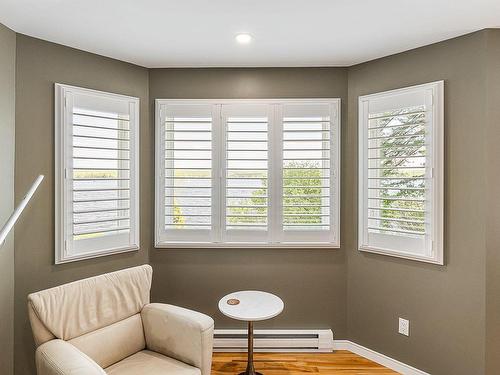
[212,352,399,375]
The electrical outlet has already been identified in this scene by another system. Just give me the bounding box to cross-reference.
[398,318,410,336]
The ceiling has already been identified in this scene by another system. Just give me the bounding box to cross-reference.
[1,0,499,68]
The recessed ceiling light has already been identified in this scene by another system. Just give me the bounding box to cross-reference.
[235,33,253,44]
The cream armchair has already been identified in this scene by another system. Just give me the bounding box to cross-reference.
[27,265,214,375]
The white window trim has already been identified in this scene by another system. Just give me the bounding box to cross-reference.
[55,83,140,264]
[155,98,341,249]
[358,81,444,265]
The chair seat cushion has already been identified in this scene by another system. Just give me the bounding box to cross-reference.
[105,350,201,375]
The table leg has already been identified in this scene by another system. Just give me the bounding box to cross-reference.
[240,321,262,375]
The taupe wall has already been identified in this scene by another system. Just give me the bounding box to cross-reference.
[10,30,500,375]
[0,23,16,375]
[149,68,349,332]
[485,29,500,375]
[14,35,151,375]
[347,31,489,374]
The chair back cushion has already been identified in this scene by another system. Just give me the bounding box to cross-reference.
[28,265,152,345]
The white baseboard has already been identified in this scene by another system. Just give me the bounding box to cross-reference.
[333,340,430,375]
[214,329,334,352]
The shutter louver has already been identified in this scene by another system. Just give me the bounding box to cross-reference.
[280,103,338,243]
[222,104,271,243]
[72,109,132,239]
[165,117,212,229]
[367,106,427,238]
[157,104,215,243]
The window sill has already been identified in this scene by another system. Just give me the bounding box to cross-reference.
[154,241,340,249]
[55,245,139,264]
[358,245,443,265]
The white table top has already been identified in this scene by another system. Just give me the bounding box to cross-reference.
[218,290,284,321]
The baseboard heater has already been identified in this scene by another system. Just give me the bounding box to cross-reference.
[213,329,334,352]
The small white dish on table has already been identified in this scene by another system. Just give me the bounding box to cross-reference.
[218,291,284,375]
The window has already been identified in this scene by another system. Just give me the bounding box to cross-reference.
[55,84,140,264]
[155,99,340,247]
[358,81,444,264]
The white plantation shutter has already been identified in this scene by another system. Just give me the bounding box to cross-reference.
[155,99,340,248]
[55,84,140,264]
[222,104,272,243]
[358,81,444,264]
[156,103,218,243]
[280,102,339,243]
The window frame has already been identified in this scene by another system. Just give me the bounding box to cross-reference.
[155,98,340,249]
[55,83,140,264]
[358,81,444,264]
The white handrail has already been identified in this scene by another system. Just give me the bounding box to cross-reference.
[0,175,44,247]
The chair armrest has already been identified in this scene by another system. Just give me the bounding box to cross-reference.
[141,303,214,375]
[35,339,106,375]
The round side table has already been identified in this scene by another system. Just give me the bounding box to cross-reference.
[218,291,284,375]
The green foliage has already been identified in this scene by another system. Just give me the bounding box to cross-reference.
[283,162,323,224]
[376,109,426,233]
